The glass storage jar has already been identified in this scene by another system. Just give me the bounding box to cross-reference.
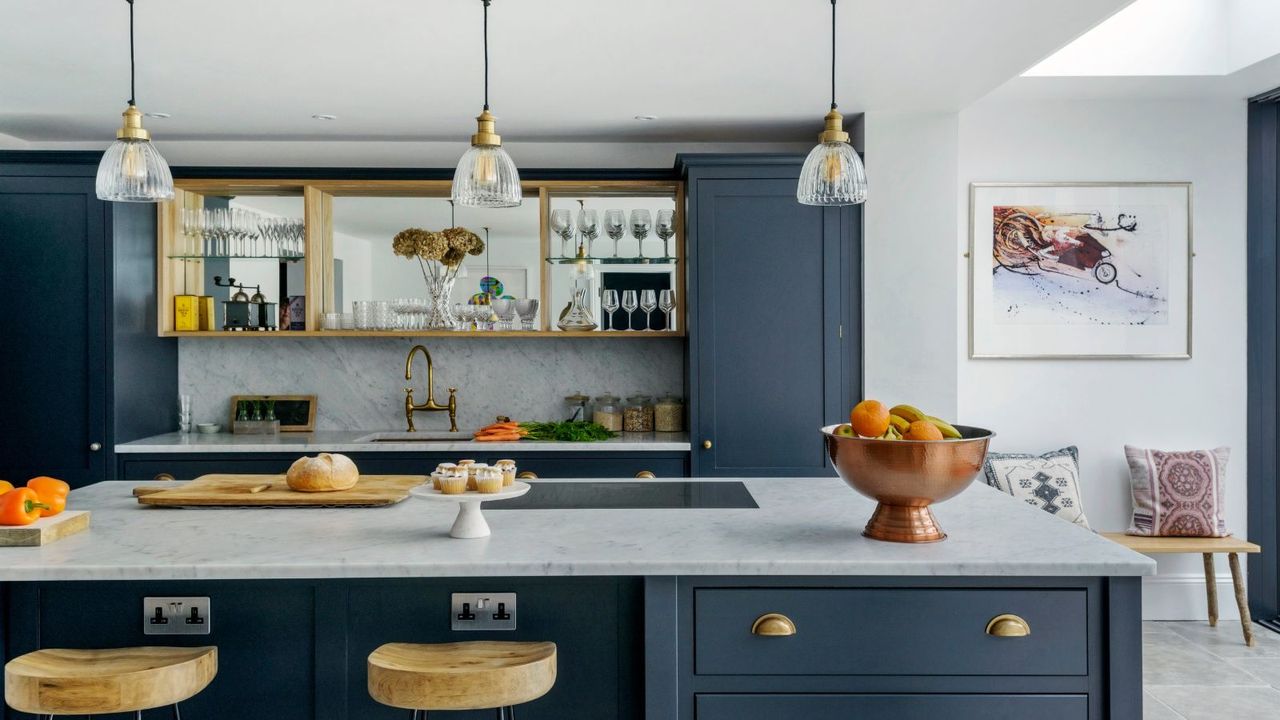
[593,394,623,431]
[653,394,684,432]
[564,393,590,423]
[623,394,654,432]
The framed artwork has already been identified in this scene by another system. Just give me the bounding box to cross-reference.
[969,182,1192,359]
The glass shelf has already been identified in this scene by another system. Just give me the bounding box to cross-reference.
[167,255,305,261]
[544,256,678,265]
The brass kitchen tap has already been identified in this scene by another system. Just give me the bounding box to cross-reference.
[404,344,458,432]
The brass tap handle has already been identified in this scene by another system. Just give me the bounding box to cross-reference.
[751,613,797,637]
[985,614,1031,637]
[447,388,458,433]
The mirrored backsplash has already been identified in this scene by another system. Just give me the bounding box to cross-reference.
[177,337,684,431]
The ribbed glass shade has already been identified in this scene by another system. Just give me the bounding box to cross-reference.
[95,138,174,202]
[451,144,522,208]
[796,141,867,206]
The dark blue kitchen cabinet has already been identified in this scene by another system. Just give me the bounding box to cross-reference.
[0,152,176,488]
[680,155,860,476]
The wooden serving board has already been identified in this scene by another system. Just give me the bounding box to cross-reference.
[0,510,91,547]
[135,474,428,508]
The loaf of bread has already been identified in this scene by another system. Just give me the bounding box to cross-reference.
[286,453,359,492]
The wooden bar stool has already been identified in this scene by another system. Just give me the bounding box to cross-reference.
[4,646,217,719]
[368,641,556,718]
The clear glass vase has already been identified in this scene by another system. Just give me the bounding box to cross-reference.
[420,261,461,330]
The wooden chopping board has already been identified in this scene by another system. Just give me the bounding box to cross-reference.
[0,510,91,546]
[135,474,428,508]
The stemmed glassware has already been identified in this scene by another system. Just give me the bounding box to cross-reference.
[639,289,657,331]
[578,208,599,257]
[551,209,574,258]
[659,289,676,331]
[601,289,620,331]
[492,298,517,330]
[630,209,651,259]
[604,209,625,258]
[515,298,540,330]
[655,209,676,259]
[620,290,638,331]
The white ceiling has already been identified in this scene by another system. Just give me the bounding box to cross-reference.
[0,0,1132,147]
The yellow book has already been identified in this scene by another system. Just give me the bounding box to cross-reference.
[174,295,199,332]
[197,296,216,331]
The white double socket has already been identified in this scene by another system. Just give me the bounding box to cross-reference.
[143,596,211,635]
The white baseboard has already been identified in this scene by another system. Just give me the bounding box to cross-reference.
[1142,573,1246,621]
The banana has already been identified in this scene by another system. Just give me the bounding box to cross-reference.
[889,405,928,424]
[886,426,903,440]
[887,414,911,434]
[926,416,962,439]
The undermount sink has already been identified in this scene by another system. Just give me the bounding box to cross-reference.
[354,431,475,443]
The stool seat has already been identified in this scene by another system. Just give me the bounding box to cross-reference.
[5,646,217,715]
[368,641,556,711]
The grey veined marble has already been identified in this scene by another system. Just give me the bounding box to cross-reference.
[0,479,1155,581]
[179,336,683,430]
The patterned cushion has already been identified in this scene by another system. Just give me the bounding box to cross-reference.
[982,446,1090,529]
[1125,445,1230,537]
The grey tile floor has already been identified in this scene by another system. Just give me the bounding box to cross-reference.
[1145,621,1280,718]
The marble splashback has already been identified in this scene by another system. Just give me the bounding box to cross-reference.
[178,337,684,431]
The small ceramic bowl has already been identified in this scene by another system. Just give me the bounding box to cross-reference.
[196,423,221,434]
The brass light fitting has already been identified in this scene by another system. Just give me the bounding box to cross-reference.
[471,109,502,147]
[817,108,849,145]
[116,104,152,141]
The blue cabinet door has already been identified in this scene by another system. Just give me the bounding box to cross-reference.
[685,158,860,476]
[0,175,108,486]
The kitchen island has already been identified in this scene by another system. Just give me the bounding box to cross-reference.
[0,478,1152,720]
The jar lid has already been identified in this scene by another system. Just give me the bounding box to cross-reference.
[626,394,651,403]
[594,394,619,402]
[565,393,590,402]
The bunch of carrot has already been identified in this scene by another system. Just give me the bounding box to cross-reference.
[473,421,527,442]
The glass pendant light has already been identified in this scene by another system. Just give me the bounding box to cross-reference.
[797,0,866,206]
[452,0,521,208]
[96,0,173,202]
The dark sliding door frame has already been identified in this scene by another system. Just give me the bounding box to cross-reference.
[1247,95,1280,632]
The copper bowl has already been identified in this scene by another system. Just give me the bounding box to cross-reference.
[823,424,995,543]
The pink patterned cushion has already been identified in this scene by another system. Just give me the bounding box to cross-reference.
[1125,445,1230,537]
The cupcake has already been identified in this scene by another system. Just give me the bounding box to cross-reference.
[466,463,489,491]
[435,462,457,474]
[476,467,503,494]
[438,469,468,495]
[456,459,476,467]
[430,472,444,491]
[495,459,517,486]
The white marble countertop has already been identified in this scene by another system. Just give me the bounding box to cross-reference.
[0,479,1154,581]
[115,430,691,454]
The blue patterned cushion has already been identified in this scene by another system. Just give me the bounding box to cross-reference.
[982,446,1091,529]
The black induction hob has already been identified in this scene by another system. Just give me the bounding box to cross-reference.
[484,481,758,510]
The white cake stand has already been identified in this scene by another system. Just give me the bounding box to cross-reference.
[410,481,531,539]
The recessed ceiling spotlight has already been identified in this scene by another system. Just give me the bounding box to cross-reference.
[144,111,171,119]
[312,113,338,121]
[634,114,659,121]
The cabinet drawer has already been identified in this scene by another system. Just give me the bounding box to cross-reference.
[696,693,1087,720]
[694,588,1087,676]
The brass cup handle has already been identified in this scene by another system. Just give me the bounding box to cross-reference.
[985,614,1031,637]
[153,473,176,482]
[702,440,712,450]
[751,613,797,637]
[635,471,656,479]
[517,471,539,480]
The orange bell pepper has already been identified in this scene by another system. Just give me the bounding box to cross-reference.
[26,477,69,517]
[0,489,49,526]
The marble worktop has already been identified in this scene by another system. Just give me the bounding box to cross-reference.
[115,430,691,454]
[0,479,1154,581]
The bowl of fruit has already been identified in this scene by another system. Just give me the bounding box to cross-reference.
[823,401,994,543]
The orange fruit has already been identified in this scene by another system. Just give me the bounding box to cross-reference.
[903,420,944,441]
[849,400,891,438]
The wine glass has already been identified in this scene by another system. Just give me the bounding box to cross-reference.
[604,209,625,258]
[550,209,573,258]
[656,209,676,259]
[630,209,651,259]
[578,208,599,257]
[659,288,676,331]
[492,298,516,330]
[601,289,620,331]
[515,298,540,330]
[639,289,657,331]
[620,289,638,331]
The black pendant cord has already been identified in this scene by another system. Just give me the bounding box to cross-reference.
[127,0,136,106]
[830,0,837,110]
[482,0,491,111]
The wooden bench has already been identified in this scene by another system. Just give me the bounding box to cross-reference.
[1102,533,1262,646]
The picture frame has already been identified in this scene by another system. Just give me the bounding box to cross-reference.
[229,395,317,432]
[969,182,1192,359]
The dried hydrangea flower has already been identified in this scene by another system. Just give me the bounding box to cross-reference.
[441,248,466,267]
[416,231,447,260]
[391,228,424,258]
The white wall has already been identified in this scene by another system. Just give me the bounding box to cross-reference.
[955,98,1248,619]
